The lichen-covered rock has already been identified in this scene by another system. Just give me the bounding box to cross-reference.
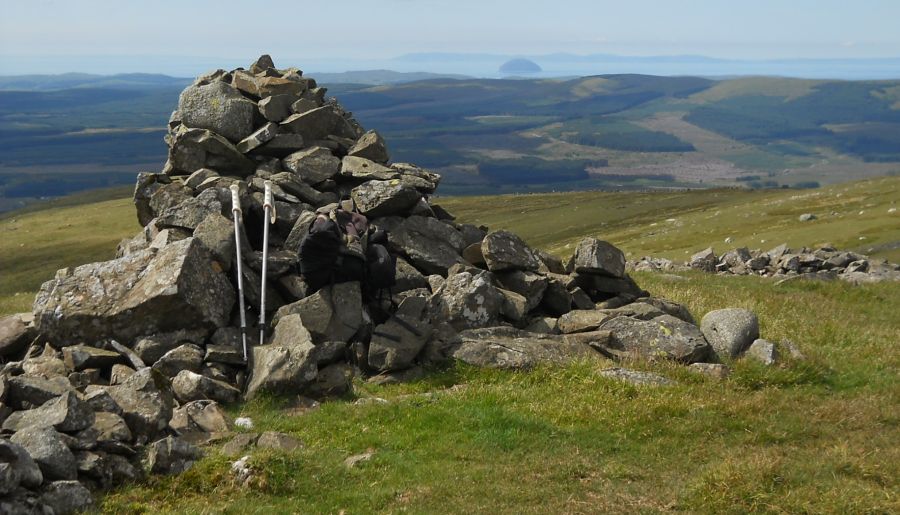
[3,391,95,433]
[33,238,234,346]
[106,368,175,444]
[598,315,711,363]
[435,272,505,330]
[387,216,466,276]
[10,426,77,481]
[351,179,421,217]
[451,327,600,369]
[39,480,94,515]
[144,436,201,475]
[177,80,256,143]
[283,146,341,184]
[481,230,540,272]
[272,282,363,344]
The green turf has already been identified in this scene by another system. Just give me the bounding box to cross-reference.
[1,179,897,513]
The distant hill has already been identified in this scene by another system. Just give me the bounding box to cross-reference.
[307,69,470,85]
[2,72,900,210]
[499,59,542,75]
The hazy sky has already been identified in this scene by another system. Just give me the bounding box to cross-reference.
[2,0,899,72]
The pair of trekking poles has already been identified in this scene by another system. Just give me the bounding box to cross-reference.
[229,181,276,364]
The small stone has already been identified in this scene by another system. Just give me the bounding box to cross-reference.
[688,363,731,379]
[256,431,303,452]
[700,308,760,359]
[745,339,779,366]
[600,367,676,386]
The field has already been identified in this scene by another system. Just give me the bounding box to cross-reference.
[0,178,898,513]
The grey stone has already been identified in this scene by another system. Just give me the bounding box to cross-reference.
[451,327,600,369]
[144,436,201,475]
[272,282,363,344]
[106,368,175,444]
[341,155,397,181]
[33,238,234,346]
[166,126,255,177]
[205,344,246,365]
[745,339,779,366]
[177,80,256,143]
[256,75,306,97]
[62,344,123,372]
[184,167,219,190]
[254,133,307,158]
[270,172,328,206]
[283,146,341,184]
[0,439,42,490]
[245,314,318,398]
[540,277,573,317]
[387,216,466,275]
[236,122,279,154]
[599,367,676,386]
[435,272,505,331]
[347,130,389,163]
[635,297,695,324]
[172,370,241,404]
[152,344,204,378]
[91,411,132,443]
[557,310,620,334]
[257,431,303,452]
[132,329,208,366]
[798,213,817,222]
[222,433,259,457]
[700,308,760,359]
[10,426,77,480]
[571,238,626,277]
[155,188,225,231]
[39,480,94,515]
[133,172,173,227]
[0,313,34,359]
[368,313,433,372]
[258,94,295,122]
[352,179,421,217]
[688,363,731,379]
[394,256,430,292]
[598,315,711,363]
[3,391,95,432]
[83,389,122,415]
[250,54,276,74]
[570,287,595,310]
[193,212,236,270]
[689,247,718,272]
[4,375,73,410]
[21,354,66,377]
[281,106,354,142]
[169,400,230,436]
[523,317,559,334]
[481,230,540,272]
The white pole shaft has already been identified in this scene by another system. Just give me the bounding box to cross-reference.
[259,181,274,345]
[230,185,249,362]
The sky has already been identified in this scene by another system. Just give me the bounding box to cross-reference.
[1,0,899,75]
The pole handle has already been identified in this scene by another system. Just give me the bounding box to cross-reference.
[230,184,242,216]
[263,180,276,223]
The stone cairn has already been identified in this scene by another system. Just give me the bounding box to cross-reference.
[0,56,770,513]
[632,244,900,284]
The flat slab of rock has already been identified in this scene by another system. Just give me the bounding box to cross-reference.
[451,327,601,369]
[245,314,318,398]
[598,315,711,363]
[600,367,676,386]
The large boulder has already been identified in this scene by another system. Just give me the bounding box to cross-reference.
[33,238,234,346]
[481,231,540,272]
[283,146,341,184]
[451,327,601,369]
[347,130,389,163]
[245,314,319,398]
[435,271,506,330]
[106,368,175,444]
[570,238,626,277]
[10,426,77,481]
[700,308,759,359]
[272,282,363,343]
[598,315,711,363]
[351,180,422,217]
[171,370,241,404]
[39,480,94,515]
[368,297,433,371]
[177,80,256,143]
[387,216,466,275]
[144,436,201,475]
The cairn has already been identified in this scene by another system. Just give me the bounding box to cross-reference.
[632,244,900,284]
[0,56,771,512]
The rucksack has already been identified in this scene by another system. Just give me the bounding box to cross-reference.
[298,209,397,296]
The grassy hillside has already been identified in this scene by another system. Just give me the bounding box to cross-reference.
[1,179,898,513]
[2,177,898,316]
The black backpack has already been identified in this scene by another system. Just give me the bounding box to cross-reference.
[298,212,396,295]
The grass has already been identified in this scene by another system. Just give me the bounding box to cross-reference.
[1,178,898,513]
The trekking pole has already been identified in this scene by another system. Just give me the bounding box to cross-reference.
[230,185,249,363]
[259,180,276,345]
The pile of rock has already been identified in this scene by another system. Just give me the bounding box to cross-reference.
[631,243,900,284]
[0,56,769,510]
